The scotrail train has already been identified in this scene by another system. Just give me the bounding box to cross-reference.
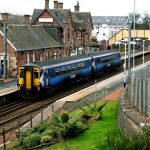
[17,50,121,98]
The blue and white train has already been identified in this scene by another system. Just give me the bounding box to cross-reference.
[18,50,121,98]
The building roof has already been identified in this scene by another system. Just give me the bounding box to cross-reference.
[0,25,63,51]
[31,9,72,26]
[92,16,128,26]
[72,12,93,30]
[31,9,93,31]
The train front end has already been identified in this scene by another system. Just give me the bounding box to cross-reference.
[18,65,40,98]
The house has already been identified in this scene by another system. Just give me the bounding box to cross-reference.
[0,19,63,76]
[92,16,128,42]
[31,0,93,55]
[0,0,93,77]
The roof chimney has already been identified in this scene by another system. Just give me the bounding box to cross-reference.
[74,1,80,12]
[24,15,30,25]
[54,1,58,9]
[45,0,49,10]
[1,13,9,23]
[57,2,63,9]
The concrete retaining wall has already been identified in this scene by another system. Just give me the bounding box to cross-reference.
[118,90,150,136]
[129,65,150,116]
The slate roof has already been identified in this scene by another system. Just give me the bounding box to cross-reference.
[72,12,93,30]
[31,9,72,26]
[92,16,128,26]
[44,26,62,42]
[31,9,93,31]
[0,25,63,51]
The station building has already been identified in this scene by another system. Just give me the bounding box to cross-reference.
[0,0,93,77]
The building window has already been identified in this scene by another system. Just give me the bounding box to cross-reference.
[53,53,57,59]
[40,52,43,61]
[46,51,49,60]
[33,52,36,62]
[27,53,30,63]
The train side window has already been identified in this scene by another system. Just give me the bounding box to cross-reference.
[34,72,39,79]
[20,69,24,78]
[51,71,55,78]
[67,66,71,73]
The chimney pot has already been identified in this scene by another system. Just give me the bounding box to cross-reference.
[54,0,58,9]
[45,0,49,9]
[74,1,80,12]
[24,15,30,25]
[1,13,9,23]
[57,2,63,9]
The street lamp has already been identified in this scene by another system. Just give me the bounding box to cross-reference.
[130,41,136,74]
[123,43,127,87]
[133,0,136,75]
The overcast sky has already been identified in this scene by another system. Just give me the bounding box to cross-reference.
[0,0,149,16]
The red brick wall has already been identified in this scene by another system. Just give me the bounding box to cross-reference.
[0,32,16,75]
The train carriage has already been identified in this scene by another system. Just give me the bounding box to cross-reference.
[17,49,121,98]
[88,50,121,72]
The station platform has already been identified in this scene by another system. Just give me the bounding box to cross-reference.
[0,78,18,97]
[0,50,150,97]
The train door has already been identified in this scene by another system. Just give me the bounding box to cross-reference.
[18,67,24,87]
[26,70,32,89]
[44,70,49,87]
[33,67,40,91]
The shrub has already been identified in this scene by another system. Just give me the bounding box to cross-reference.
[19,128,33,145]
[65,121,88,138]
[40,135,52,144]
[33,123,49,133]
[22,133,41,148]
[51,112,64,128]
[81,113,91,120]
[61,111,69,124]
[42,129,56,137]
[96,102,107,112]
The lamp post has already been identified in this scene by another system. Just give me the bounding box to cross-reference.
[1,13,9,79]
[123,43,127,87]
[142,40,145,67]
[133,0,136,75]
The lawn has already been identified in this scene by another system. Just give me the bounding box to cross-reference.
[39,100,120,150]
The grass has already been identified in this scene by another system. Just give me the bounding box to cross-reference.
[6,100,120,150]
[39,100,119,150]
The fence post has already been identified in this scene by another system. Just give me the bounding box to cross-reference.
[30,116,32,128]
[52,104,54,112]
[41,110,43,124]
[3,128,6,150]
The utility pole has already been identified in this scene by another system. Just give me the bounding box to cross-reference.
[128,20,132,104]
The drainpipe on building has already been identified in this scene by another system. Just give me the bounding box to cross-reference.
[2,13,9,79]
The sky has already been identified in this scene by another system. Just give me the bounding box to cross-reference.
[0,0,149,16]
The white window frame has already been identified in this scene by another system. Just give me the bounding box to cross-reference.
[27,53,30,63]
[40,52,43,61]
[33,52,36,62]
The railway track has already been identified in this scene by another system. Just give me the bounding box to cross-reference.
[0,53,150,138]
